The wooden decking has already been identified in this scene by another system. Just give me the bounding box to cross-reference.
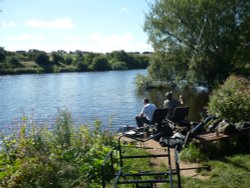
[195,132,230,143]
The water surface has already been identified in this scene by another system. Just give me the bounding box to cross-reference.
[0,70,208,134]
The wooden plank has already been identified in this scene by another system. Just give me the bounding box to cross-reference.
[195,132,229,143]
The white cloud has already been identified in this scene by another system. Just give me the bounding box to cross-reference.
[1,21,15,28]
[25,18,75,29]
[64,35,83,41]
[87,33,134,44]
[4,32,152,53]
[120,7,129,12]
[84,33,152,53]
[8,34,44,41]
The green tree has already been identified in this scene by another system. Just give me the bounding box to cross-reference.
[109,50,128,62]
[82,52,97,70]
[208,75,250,123]
[76,60,88,71]
[111,61,128,70]
[7,56,23,68]
[35,51,53,72]
[144,0,250,85]
[134,55,150,69]
[89,55,111,71]
[51,51,64,65]
[0,47,6,62]
[35,52,50,65]
[64,55,73,65]
[109,50,136,69]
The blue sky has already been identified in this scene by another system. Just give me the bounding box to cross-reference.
[0,0,153,53]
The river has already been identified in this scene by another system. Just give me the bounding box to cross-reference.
[0,69,209,134]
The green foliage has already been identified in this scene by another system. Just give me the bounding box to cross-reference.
[111,61,128,70]
[134,54,150,69]
[89,55,111,71]
[0,50,151,74]
[64,55,73,65]
[54,110,73,147]
[108,50,149,70]
[147,51,180,82]
[208,75,250,123]
[109,50,129,64]
[0,47,6,62]
[180,144,207,163]
[144,0,250,86]
[182,154,250,188]
[51,51,65,65]
[0,110,117,187]
[34,51,54,72]
[7,56,24,68]
[134,74,154,89]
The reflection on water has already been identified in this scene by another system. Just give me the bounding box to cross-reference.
[0,70,209,135]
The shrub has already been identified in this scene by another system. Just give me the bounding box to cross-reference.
[179,144,207,163]
[111,61,128,70]
[89,56,111,71]
[7,56,24,68]
[0,110,117,187]
[208,75,250,123]
[135,74,154,89]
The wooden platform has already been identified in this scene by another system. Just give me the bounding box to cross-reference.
[195,132,230,143]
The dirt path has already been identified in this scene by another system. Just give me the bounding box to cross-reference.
[145,140,208,179]
[121,137,209,180]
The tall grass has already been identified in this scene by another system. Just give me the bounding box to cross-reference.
[0,110,117,187]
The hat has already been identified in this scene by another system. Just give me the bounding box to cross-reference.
[165,91,173,97]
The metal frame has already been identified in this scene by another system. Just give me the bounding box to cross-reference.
[102,132,182,188]
[102,150,115,188]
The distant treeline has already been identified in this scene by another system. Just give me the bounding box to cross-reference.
[0,47,153,74]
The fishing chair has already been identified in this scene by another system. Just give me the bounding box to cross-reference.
[166,106,191,134]
[143,108,173,141]
[124,109,172,141]
[172,106,189,124]
[151,108,169,126]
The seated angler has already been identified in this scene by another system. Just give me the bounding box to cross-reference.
[135,98,156,128]
[163,91,183,120]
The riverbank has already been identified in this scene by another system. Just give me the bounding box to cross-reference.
[120,134,250,188]
[0,50,151,75]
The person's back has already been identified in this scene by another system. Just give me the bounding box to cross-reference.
[143,102,156,122]
[135,98,156,127]
[163,92,183,120]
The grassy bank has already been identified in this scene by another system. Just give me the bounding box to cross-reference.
[181,154,250,188]
[0,111,249,187]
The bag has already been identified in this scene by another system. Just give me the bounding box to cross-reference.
[156,123,173,137]
[152,123,173,141]
[190,115,217,134]
[217,120,236,135]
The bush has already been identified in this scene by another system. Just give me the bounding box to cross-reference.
[179,144,207,163]
[0,110,117,187]
[7,56,24,68]
[89,56,111,71]
[111,61,128,70]
[208,75,250,123]
[135,74,154,89]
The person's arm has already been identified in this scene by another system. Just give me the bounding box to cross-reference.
[179,95,184,105]
[163,100,168,108]
[139,106,145,117]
